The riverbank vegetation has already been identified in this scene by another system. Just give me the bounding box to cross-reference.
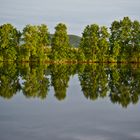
[0,17,140,63]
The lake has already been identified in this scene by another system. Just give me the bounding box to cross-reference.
[0,63,140,140]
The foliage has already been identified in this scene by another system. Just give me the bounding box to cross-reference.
[0,63,20,99]
[20,24,50,62]
[1,63,140,108]
[51,23,70,61]
[20,63,50,99]
[50,64,71,100]
[0,23,20,61]
[80,24,109,62]
[0,17,140,62]
[109,17,140,62]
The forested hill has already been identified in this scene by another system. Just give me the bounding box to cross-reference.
[50,34,81,47]
[68,35,81,47]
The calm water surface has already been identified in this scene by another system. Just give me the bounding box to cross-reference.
[0,63,140,140]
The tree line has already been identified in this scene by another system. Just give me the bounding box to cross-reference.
[0,17,140,62]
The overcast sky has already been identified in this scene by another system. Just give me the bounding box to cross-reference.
[0,0,140,35]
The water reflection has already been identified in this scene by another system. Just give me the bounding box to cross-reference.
[50,64,72,100]
[79,64,140,108]
[0,62,140,108]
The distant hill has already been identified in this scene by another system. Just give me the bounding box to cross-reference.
[68,35,81,48]
[50,34,81,48]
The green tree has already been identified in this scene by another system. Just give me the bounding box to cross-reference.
[80,24,109,62]
[131,20,140,62]
[109,20,121,62]
[109,17,140,62]
[37,24,50,61]
[21,25,39,61]
[98,26,109,62]
[80,24,99,61]
[0,23,20,61]
[119,17,132,61]
[51,23,70,62]
[21,24,50,62]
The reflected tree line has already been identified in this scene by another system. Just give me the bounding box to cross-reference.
[0,63,140,108]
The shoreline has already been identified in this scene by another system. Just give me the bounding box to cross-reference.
[1,60,140,64]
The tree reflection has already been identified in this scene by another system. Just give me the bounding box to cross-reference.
[0,63,20,99]
[79,64,108,100]
[50,64,72,100]
[108,64,140,107]
[79,64,140,108]
[20,63,50,99]
[0,63,140,108]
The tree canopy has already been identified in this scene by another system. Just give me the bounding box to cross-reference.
[0,17,140,63]
[51,23,70,61]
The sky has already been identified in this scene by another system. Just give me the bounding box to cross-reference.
[0,0,140,35]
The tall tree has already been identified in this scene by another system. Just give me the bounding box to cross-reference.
[109,20,120,58]
[80,24,109,62]
[0,23,20,61]
[131,20,140,62]
[21,24,50,61]
[119,17,132,61]
[98,26,110,62]
[80,24,100,61]
[51,23,70,61]
[21,25,39,61]
[109,17,140,62]
[37,24,50,61]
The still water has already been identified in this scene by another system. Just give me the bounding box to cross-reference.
[0,63,140,140]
